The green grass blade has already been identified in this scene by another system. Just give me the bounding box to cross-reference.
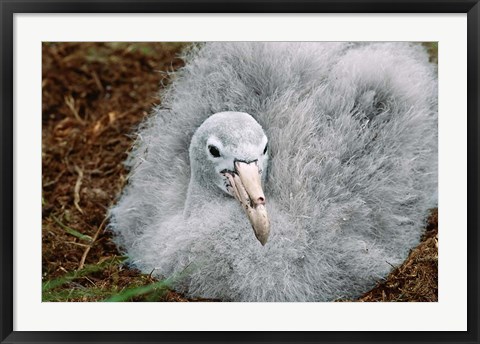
[43,287,114,302]
[104,279,173,302]
[51,214,92,242]
[103,264,195,302]
[42,256,126,292]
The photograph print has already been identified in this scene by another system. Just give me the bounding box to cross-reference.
[42,42,438,302]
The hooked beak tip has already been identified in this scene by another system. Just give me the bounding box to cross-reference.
[255,230,269,246]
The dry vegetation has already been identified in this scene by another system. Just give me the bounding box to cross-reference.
[42,42,437,302]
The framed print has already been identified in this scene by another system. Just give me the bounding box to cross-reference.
[1,0,479,343]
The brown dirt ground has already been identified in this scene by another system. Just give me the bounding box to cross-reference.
[42,42,438,302]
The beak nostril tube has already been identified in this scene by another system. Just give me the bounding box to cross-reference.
[255,196,265,205]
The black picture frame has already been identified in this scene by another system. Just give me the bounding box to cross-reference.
[1,1,479,343]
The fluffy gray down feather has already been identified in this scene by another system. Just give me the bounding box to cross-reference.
[108,42,438,301]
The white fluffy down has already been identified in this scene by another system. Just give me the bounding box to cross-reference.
[108,42,438,301]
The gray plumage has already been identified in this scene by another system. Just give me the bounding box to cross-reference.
[109,42,438,301]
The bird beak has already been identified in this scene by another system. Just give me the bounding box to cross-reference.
[224,161,270,245]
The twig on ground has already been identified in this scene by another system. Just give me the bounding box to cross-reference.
[73,165,84,214]
[91,71,104,93]
[67,241,90,248]
[43,170,66,187]
[64,95,84,123]
[78,216,108,270]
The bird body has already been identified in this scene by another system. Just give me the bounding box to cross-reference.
[109,42,438,301]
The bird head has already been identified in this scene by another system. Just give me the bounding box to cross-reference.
[189,112,270,245]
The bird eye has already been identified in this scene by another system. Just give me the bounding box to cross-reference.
[263,143,268,155]
[208,145,221,158]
